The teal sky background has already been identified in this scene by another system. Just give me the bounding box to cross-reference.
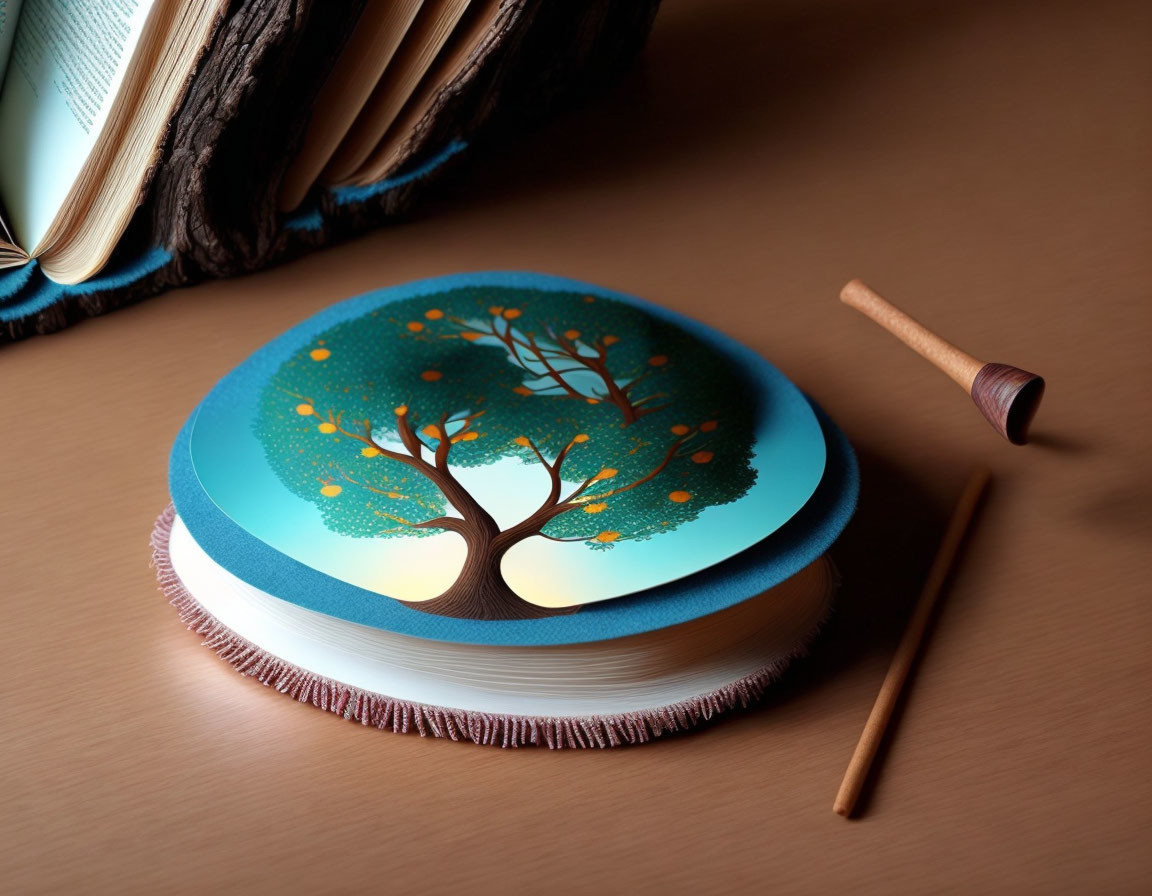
[188,280,827,608]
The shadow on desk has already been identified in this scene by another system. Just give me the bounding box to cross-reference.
[438,0,1046,211]
[658,444,951,775]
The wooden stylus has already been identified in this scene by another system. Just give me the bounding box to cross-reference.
[833,466,991,818]
[840,280,1044,445]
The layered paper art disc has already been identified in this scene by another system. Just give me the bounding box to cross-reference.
[185,272,826,621]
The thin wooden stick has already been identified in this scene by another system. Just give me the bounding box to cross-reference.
[833,466,991,818]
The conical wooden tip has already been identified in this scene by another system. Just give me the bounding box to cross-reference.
[971,363,1045,445]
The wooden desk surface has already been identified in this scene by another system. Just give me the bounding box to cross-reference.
[2,0,1149,891]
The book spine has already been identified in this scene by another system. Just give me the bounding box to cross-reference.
[149,0,367,279]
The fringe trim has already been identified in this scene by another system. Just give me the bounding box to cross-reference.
[151,505,825,748]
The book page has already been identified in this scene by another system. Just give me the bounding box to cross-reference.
[322,0,471,185]
[0,0,154,253]
[0,0,24,87]
[0,188,25,264]
[0,0,26,266]
[277,0,424,212]
[353,0,502,185]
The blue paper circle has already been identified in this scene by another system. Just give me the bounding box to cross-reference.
[169,272,858,645]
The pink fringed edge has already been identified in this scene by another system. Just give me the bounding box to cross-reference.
[151,505,829,748]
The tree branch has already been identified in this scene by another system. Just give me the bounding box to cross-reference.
[290,387,501,543]
[620,368,653,395]
[558,472,603,507]
[327,413,414,467]
[370,508,468,536]
[538,532,601,543]
[566,433,691,506]
[433,410,452,470]
[524,332,587,400]
[335,465,402,499]
[513,436,563,516]
[279,386,317,405]
[394,410,426,461]
[451,313,655,426]
[412,515,469,535]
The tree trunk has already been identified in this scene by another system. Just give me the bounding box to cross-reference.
[403,515,573,621]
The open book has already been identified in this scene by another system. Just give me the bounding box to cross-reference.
[0,0,226,284]
[0,0,501,285]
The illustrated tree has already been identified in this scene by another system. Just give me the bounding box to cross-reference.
[447,303,666,424]
[255,286,759,620]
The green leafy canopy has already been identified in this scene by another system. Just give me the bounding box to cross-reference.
[254,286,759,548]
